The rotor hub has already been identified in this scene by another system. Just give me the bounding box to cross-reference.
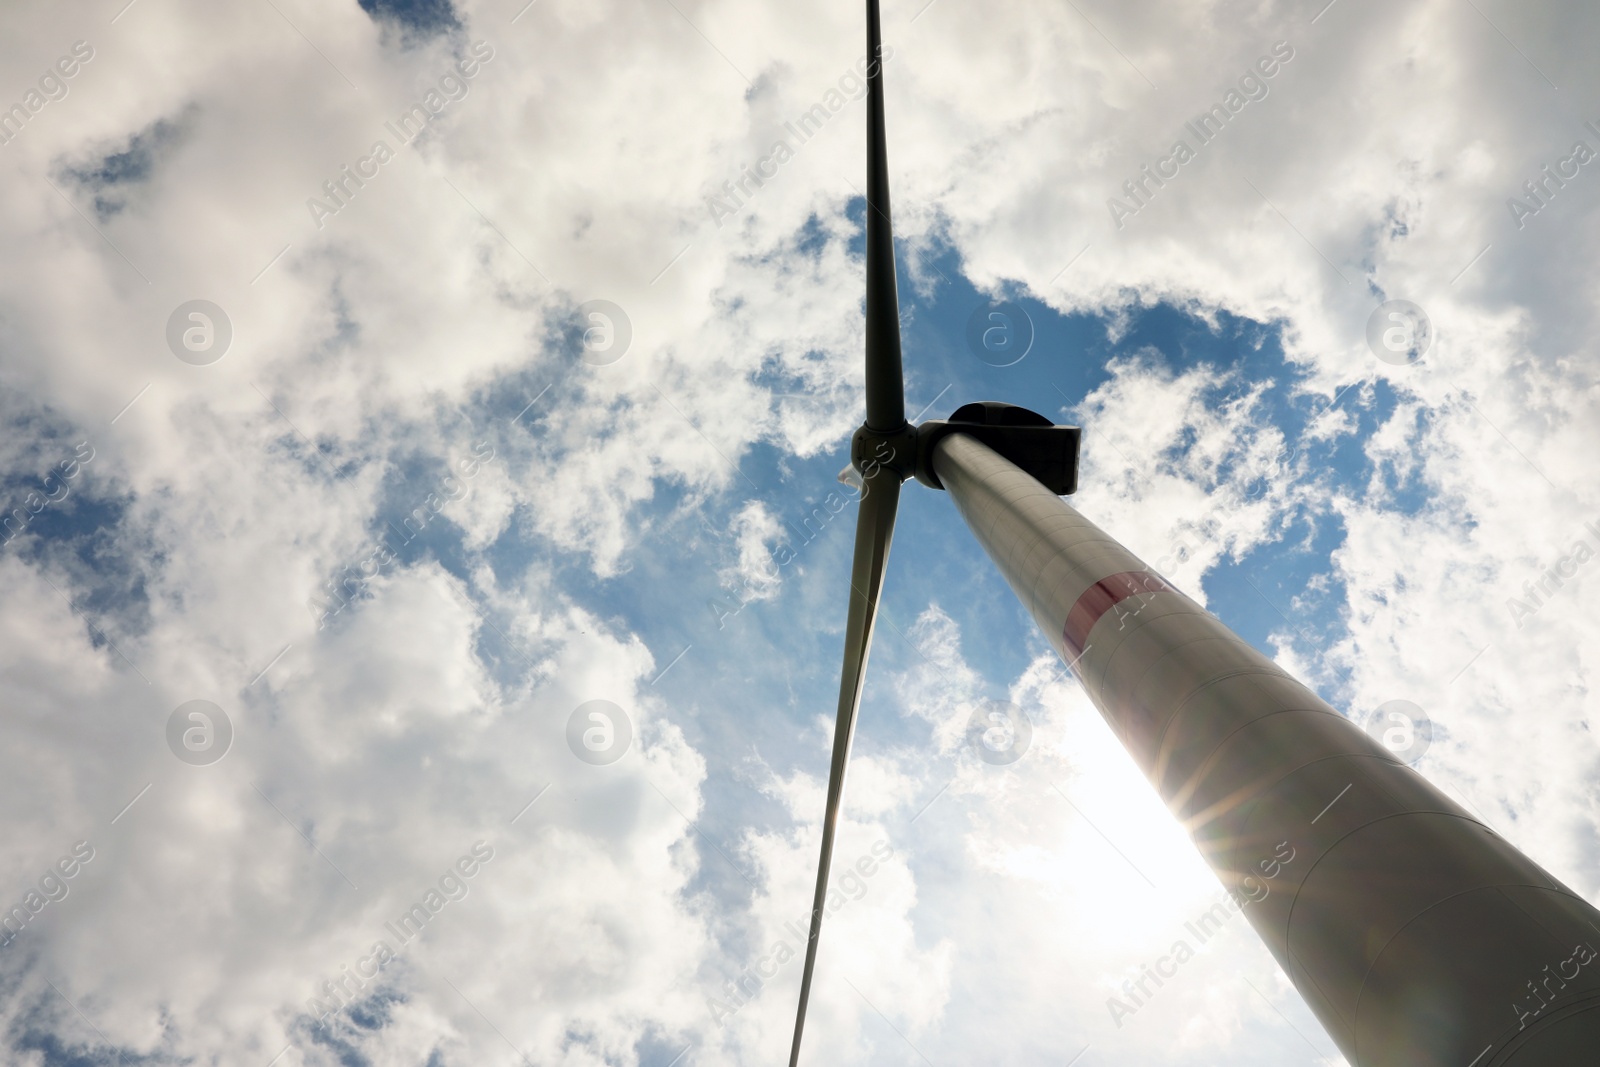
[850,420,919,481]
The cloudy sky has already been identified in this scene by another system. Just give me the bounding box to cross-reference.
[1,0,1597,1064]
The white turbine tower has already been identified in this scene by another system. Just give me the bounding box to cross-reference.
[787,4,1600,1065]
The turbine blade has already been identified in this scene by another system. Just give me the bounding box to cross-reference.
[863,0,904,431]
[788,469,902,1067]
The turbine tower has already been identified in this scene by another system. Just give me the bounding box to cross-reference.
[788,4,1600,1065]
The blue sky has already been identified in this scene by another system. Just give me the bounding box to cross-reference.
[0,1,1597,1065]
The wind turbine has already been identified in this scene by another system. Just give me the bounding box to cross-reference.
[787,4,1600,1065]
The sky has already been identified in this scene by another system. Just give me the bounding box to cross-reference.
[0,0,1597,1065]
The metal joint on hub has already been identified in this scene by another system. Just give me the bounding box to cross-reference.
[849,419,918,481]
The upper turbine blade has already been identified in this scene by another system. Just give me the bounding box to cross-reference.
[787,469,902,1067]
[863,0,904,432]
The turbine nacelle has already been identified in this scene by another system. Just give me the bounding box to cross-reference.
[845,402,1082,496]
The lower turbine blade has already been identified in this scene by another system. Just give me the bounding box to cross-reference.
[788,469,901,1067]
